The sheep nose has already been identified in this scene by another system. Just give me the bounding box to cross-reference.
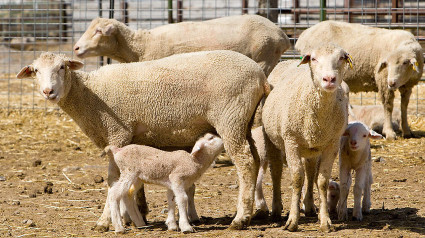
[350,140,357,146]
[74,46,80,51]
[323,76,336,83]
[388,81,396,87]
[43,88,54,96]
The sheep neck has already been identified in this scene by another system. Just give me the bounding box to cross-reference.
[112,24,144,63]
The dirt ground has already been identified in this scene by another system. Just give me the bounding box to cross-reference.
[0,109,425,238]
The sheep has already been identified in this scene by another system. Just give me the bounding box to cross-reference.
[261,44,351,231]
[349,104,401,135]
[327,180,340,214]
[16,50,269,231]
[73,15,290,76]
[295,20,424,140]
[105,133,224,233]
[338,121,382,221]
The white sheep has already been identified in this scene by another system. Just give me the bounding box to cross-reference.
[262,44,350,232]
[296,20,424,140]
[73,15,290,76]
[105,133,224,233]
[338,121,382,221]
[349,104,401,135]
[327,180,340,214]
[16,50,269,231]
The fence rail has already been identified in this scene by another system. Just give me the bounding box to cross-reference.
[0,0,424,114]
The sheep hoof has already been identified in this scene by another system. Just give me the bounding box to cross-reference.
[190,219,201,225]
[114,228,126,234]
[270,211,282,222]
[252,209,269,220]
[283,219,298,232]
[182,227,196,233]
[304,209,317,217]
[228,218,250,230]
[402,132,415,139]
[92,224,109,232]
[319,217,332,232]
[352,216,362,221]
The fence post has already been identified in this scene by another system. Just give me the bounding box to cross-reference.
[242,0,248,14]
[107,0,114,64]
[177,0,183,22]
[320,0,326,21]
[99,0,104,66]
[168,0,174,23]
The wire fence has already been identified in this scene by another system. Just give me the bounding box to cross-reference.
[0,0,424,114]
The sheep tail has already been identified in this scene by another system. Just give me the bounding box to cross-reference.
[263,81,271,96]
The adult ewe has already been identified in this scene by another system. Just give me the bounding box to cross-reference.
[73,15,290,76]
[296,20,424,139]
[16,50,269,231]
[262,44,350,232]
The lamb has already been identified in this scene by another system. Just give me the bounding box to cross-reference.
[349,104,401,135]
[338,121,382,221]
[73,15,290,76]
[327,180,340,214]
[295,20,424,139]
[106,133,224,233]
[261,44,351,231]
[16,50,269,231]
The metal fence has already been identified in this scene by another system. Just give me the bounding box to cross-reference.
[0,0,424,113]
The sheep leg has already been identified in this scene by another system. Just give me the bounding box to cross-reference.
[119,199,131,225]
[165,189,178,231]
[302,157,318,217]
[353,167,367,221]
[378,84,396,139]
[227,138,260,230]
[186,184,200,223]
[171,182,195,233]
[124,179,146,227]
[399,86,414,138]
[362,164,373,215]
[283,141,303,232]
[265,131,284,221]
[135,185,148,223]
[108,180,126,233]
[253,159,269,219]
[338,163,352,221]
[95,154,121,232]
[317,146,338,232]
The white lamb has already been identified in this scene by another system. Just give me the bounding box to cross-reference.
[73,15,290,76]
[105,133,224,233]
[338,121,382,221]
[262,44,351,232]
[296,20,424,140]
[327,180,340,214]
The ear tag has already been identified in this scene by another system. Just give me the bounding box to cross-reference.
[347,54,354,69]
[297,56,303,67]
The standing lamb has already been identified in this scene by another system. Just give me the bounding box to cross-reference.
[106,133,224,233]
[73,15,290,76]
[338,121,382,221]
[16,50,269,231]
[296,20,424,139]
[327,180,340,214]
[262,44,351,231]
[349,104,401,135]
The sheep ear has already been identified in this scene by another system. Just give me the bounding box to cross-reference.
[378,60,387,72]
[66,60,84,70]
[344,53,354,69]
[342,128,350,137]
[101,24,116,36]
[297,55,310,67]
[191,144,204,157]
[16,65,34,79]
[410,58,419,73]
[369,130,383,139]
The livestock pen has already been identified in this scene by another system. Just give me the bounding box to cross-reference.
[0,0,424,237]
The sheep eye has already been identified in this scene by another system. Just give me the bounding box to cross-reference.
[363,135,367,137]
[60,65,65,70]
[339,56,344,61]
[403,60,409,65]
[312,58,317,62]
[34,69,38,73]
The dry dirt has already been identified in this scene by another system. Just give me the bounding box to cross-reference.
[0,110,425,238]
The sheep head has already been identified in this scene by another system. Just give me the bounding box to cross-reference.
[16,52,83,103]
[342,121,382,151]
[191,133,224,159]
[299,44,353,93]
[378,45,424,90]
[74,18,118,58]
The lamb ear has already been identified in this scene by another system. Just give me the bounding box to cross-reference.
[190,143,204,157]
[369,130,383,139]
[410,58,419,73]
[66,59,84,70]
[101,24,116,36]
[297,55,310,67]
[344,53,354,69]
[378,60,387,72]
[16,65,34,79]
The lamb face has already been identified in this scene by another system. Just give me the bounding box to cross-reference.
[299,44,353,93]
[16,52,84,103]
[191,133,224,159]
[343,121,382,152]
